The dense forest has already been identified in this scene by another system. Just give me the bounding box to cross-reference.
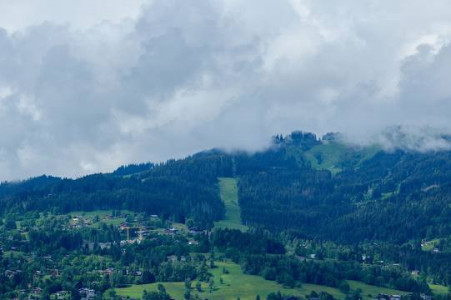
[0,130,450,298]
[2,130,449,241]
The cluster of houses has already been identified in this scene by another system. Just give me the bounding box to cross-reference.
[69,216,92,229]
[374,294,402,300]
[374,294,433,300]
[13,288,74,300]
[78,288,96,300]
[4,213,209,299]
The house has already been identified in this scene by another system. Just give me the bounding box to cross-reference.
[5,270,15,278]
[375,294,403,300]
[5,269,22,279]
[104,268,114,275]
[166,228,178,234]
[49,269,60,276]
[78,288,96,300]
[420,294,433,300]
[55,291,70,299]
[167,255,178,262]
[99,242,112,250]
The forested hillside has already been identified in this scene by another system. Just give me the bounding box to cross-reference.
[1,130,450,298]
[1,130,450,240]
[0,153,232,230]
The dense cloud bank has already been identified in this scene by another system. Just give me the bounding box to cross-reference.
[0,0,451,180]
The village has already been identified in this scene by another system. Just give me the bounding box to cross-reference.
[1,210,204,300]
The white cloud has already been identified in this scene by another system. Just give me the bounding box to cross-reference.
[0,0,451,180]
[0,0,146,32]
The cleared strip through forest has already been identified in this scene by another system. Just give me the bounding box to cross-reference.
[214,177,247,231]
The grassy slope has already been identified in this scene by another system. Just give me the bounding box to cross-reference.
[112,261,415,300]
[214,177,248,231]
[421,239,440,252]
[68,209,134,226]
[347,281,409,300]
[112,261,345,300]
[430,284,449,295]
[303,142,350,174]
[301,142,380,175]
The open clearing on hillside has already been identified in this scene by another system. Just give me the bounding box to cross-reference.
[302,142,380,175]
[430,284,449,295]
[112,261,345,300]
[214,177,248,231]
[421,239,440,252]
[347,281,408,300]
[112,261,415,300]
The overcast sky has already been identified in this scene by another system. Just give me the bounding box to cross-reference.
[1,0,451,180]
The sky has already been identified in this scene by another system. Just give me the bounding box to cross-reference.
[1,0,451,180]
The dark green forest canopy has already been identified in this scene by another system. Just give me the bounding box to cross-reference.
[0,130,450,240]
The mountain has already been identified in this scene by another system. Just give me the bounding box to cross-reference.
[1,130,450,242]
[1,130,450,298]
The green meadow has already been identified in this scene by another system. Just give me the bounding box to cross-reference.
[430,284,449,295]
[111,261,345,300]
[214,177,248,231]
[111,261,417,300]
[347,281,408,300]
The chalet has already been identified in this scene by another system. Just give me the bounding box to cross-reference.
[166,228,178,234]
[375,294,402,300]
[99,242,112,250]
[137,230,147,240]
[167,255,178,262]
[78,288,96,300]
[55,291,70,299]
[5,270,18,278]
[420,294,433,300]
[48,269,60,276]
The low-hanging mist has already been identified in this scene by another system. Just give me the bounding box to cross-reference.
[1,0,451,180]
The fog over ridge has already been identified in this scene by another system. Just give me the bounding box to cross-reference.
[1,0,451,180]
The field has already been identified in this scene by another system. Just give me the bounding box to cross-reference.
[112,261,345,300]
[421,239,440,252]
[430,284,449,295]
[302,142,380,175]
[347,281,408,300]
[112,261,416,300]
[214,177,248,231]
[67,210,132,227]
